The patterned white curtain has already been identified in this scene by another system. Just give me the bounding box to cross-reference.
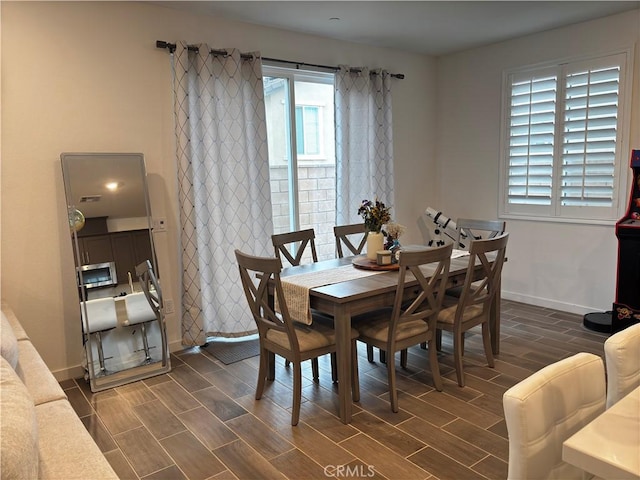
[172,42,273,345]
[335,66,395,224]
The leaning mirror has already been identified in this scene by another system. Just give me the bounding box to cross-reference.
[61,152,170,392]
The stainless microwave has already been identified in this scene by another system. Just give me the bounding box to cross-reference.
[77,262,118,289]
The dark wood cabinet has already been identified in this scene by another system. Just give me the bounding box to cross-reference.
[78,217,109,237]
[72,229,154,284]
[132,230,154,266]
[131,230,157,276]
[110,233,138,284]
[76,235,114,265]
[110,230,154,284]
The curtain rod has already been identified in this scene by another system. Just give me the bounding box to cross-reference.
[156,40,405,79]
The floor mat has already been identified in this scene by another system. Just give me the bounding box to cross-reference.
[203,337,260,365]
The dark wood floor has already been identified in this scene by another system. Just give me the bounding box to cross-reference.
[60,300,609,480]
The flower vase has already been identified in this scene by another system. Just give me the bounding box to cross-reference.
[390,240,401,263]
[366,232,384,260]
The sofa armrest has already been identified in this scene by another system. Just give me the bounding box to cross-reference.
[1,302,29,341]
[36,399,118,479]
[16,340,67,405]
[1,357,40,479]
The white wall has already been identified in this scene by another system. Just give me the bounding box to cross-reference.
[0,1,436,379]
[436,10,640,315]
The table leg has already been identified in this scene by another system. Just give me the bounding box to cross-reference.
[334,305,352,424]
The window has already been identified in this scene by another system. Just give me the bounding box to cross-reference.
[263,66,336,261]
[500,51,631,222]
[295,105,322,156]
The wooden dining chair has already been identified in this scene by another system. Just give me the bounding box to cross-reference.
[334,223,368,258]
[235,249,360,425]
[352,243,453,412]
[271,228,318,267]
[455,218,506,250]
[444,218,506,300]
[272,228,319,368]
[436,233,508,386]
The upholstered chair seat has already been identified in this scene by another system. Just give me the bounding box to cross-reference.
[354,308,430,341]
[436,303,484,325]
[266,320,359,352]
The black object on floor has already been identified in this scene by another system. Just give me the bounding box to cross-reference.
[583,311,612,333]
[203,338,260,365]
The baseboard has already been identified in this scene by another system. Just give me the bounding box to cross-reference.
[53,340,185,382]
[52,364,86,383]
[169,339,184,353]
[502,290,602,316]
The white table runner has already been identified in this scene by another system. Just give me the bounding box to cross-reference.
[278,265,385,324]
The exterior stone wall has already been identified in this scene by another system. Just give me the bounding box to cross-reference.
[270,164,337,262]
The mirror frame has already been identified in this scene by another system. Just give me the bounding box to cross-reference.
[61,152,170,392]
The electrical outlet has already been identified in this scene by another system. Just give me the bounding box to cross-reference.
[153,217,167,232]
[164,299,175,314]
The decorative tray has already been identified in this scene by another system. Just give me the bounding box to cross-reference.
[352,255,399,271]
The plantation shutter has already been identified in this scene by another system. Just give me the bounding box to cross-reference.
[502,51,628,221]
[561,61,621,208]
[507,70,557,206]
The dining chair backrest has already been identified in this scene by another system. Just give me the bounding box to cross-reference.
[604,322,640,409]
[124,292,156,325]
[503,352,606,480]
[455,218,506,250]
[81,296,118,373]
[457,233,508,317]
[235,249,299,352]
[134,260,162,319]
[271,228,318,267]
[81,297,118,334]
[334,223,368,258]
[134,260,168,366]
[391,244,453,340]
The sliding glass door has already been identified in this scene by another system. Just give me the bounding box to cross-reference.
[263,66,336,260]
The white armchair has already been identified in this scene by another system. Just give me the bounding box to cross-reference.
[604,323,640,409]
[503,352,606,480]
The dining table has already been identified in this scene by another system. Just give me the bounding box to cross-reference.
[277,248,502,424]
[562,385,640,480]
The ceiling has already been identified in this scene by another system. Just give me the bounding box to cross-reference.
[153,1,639,56]
[63,154,149,220]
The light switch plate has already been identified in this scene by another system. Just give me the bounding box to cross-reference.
[164,299,175,315]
